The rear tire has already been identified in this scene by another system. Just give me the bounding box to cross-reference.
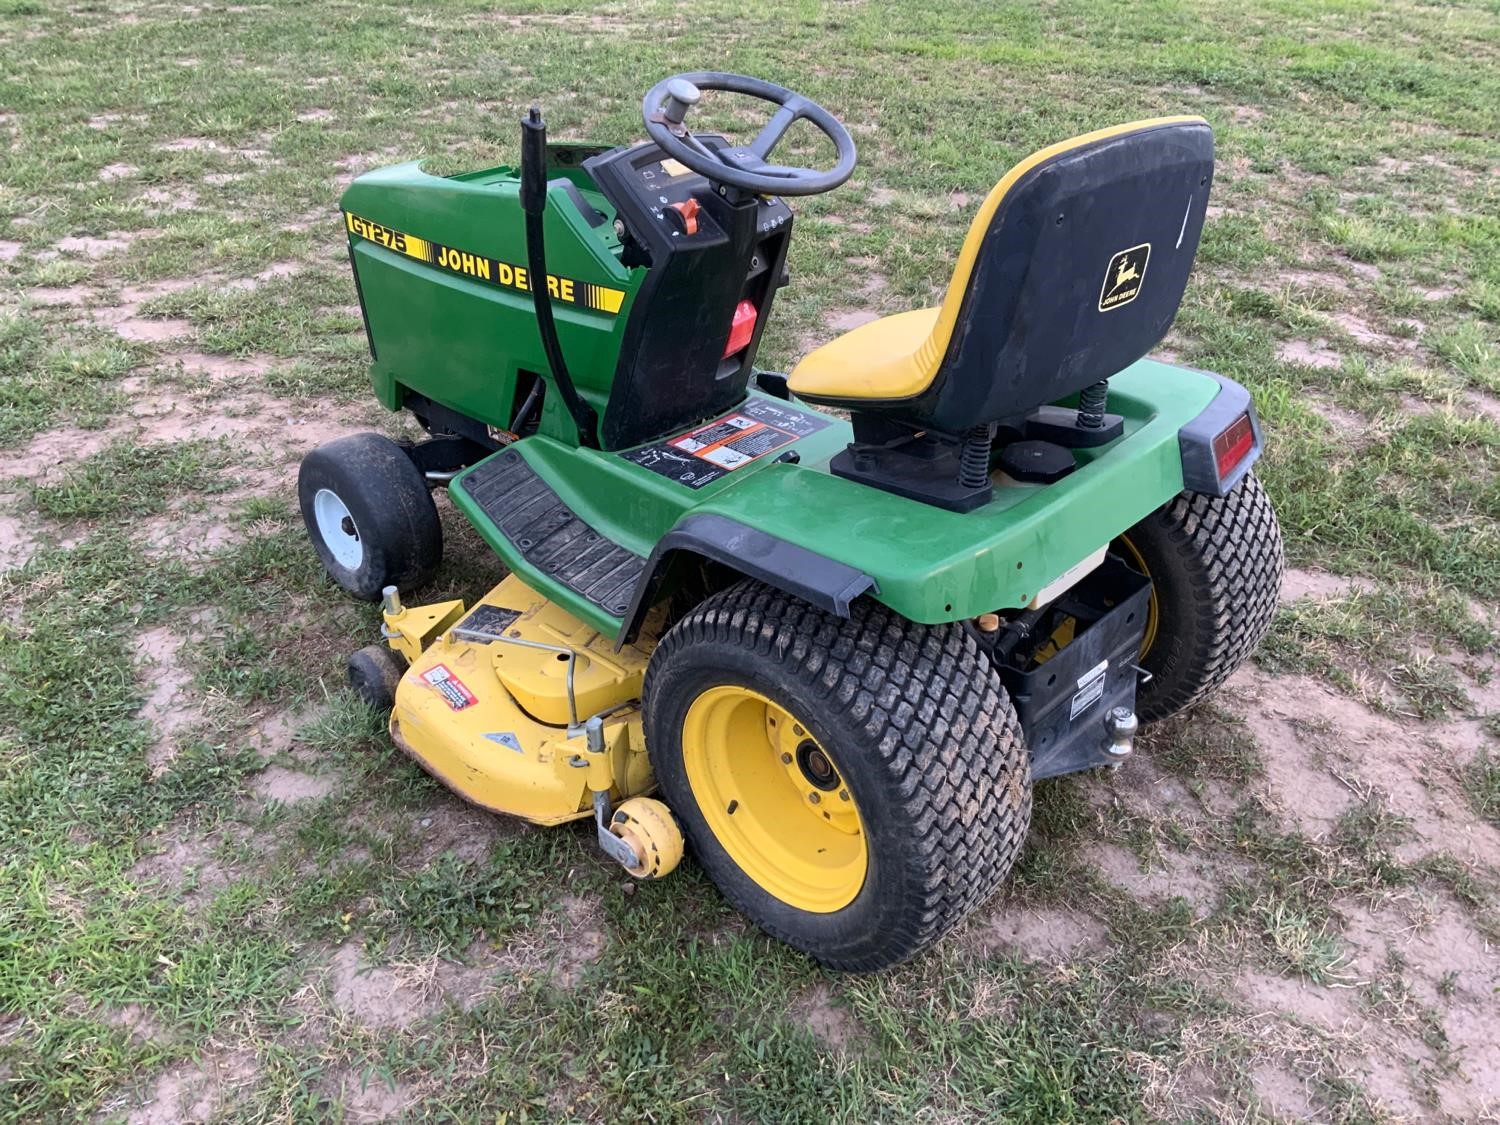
[643,581,1032,971]
[298,433,442,601]
[1117,472,1283,723]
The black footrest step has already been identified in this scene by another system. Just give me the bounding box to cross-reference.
[457,450,645,619]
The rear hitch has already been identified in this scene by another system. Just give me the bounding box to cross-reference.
[1104,706,1139,764]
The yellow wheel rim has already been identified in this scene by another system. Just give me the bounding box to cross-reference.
[1115,534,1159,658]
[682,686,867,913]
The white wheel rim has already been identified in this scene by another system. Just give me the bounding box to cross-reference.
[312,488,363,570]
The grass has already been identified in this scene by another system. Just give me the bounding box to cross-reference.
[30,439,236,519]
[1,0,1498,1121]
[1463,750,1500,828]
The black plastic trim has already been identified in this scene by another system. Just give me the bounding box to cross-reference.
[550,177,608,228]
[401,391,500,450]
[754,370,792,400]
[1178,371,1264,496]
[619,513,876,645]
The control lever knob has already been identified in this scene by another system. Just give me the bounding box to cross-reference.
[664,197,701,236]
[661,78,701,126]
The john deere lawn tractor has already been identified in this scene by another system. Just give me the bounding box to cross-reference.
[299,72,1283,970]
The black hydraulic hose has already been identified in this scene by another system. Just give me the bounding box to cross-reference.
[519,107,599,448]
[510,377,542,433]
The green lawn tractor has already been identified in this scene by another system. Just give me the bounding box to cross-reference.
[299,72,1284,970]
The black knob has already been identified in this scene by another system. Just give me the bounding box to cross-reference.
[661,78,701,126]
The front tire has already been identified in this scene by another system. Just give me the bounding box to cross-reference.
[1117,472,1283,723]
[298,433,443,601]
[643,581,1032,971]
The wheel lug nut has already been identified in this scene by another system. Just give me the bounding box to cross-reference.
[793,724,804,736]
[839,789,850,801]
[808,792,821,804]
[780,752,792,764]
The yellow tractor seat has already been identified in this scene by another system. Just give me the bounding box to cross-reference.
[789,307,943,402]
[788,116,1214,437]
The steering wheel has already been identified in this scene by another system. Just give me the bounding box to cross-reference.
[642,72,857,197]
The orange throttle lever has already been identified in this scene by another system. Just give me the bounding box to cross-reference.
[665,197,700,236]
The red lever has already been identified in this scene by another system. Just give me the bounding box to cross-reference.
[723,299,757,358]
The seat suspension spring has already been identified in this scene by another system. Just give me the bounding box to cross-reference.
[1077,380,1109,429]
[959,423,996,490]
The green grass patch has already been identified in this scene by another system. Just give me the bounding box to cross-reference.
[1462,749,1500,828]
[30,439,235,519]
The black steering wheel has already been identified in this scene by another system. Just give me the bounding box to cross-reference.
[642,72,857,197]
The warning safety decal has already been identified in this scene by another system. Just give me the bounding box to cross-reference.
[422,663,478,711]
[344,211,626,315]
[620,397,830,489]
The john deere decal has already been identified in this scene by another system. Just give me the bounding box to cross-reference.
[1099,243,1150,312]
[344,211,625,314]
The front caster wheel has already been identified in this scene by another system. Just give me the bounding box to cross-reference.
[1116,471,1284,723]
[298,432,443,601]
[643,581,1032,971]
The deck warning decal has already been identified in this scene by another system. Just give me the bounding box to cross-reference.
[620,397,831,489]
[422,664,478,711]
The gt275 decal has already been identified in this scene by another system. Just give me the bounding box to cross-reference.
[344,211,626,315]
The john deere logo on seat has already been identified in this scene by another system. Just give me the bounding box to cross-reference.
[1099,243,1150,311]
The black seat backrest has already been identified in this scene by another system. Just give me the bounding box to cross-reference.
[906,117,1214,433]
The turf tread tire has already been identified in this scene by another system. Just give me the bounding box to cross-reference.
[643,581,1032,971]
[1126,471,1283,723]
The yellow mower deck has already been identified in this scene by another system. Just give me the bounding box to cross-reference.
[385,574,658,826]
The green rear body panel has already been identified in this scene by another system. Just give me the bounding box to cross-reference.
[342,152,1223,641]
[447,363,1216,639]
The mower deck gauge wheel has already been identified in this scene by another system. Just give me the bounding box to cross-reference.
[610,797,685,880]
[347,644,408,712]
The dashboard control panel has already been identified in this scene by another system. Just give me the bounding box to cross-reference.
[586,138,791,262]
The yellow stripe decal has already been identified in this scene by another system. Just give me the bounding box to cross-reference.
[344,211,626,316]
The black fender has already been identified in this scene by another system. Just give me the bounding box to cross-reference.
[618,513,877,645]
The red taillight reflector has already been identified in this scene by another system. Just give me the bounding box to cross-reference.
[723,299,757,358]
[1212,412,1255,479]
